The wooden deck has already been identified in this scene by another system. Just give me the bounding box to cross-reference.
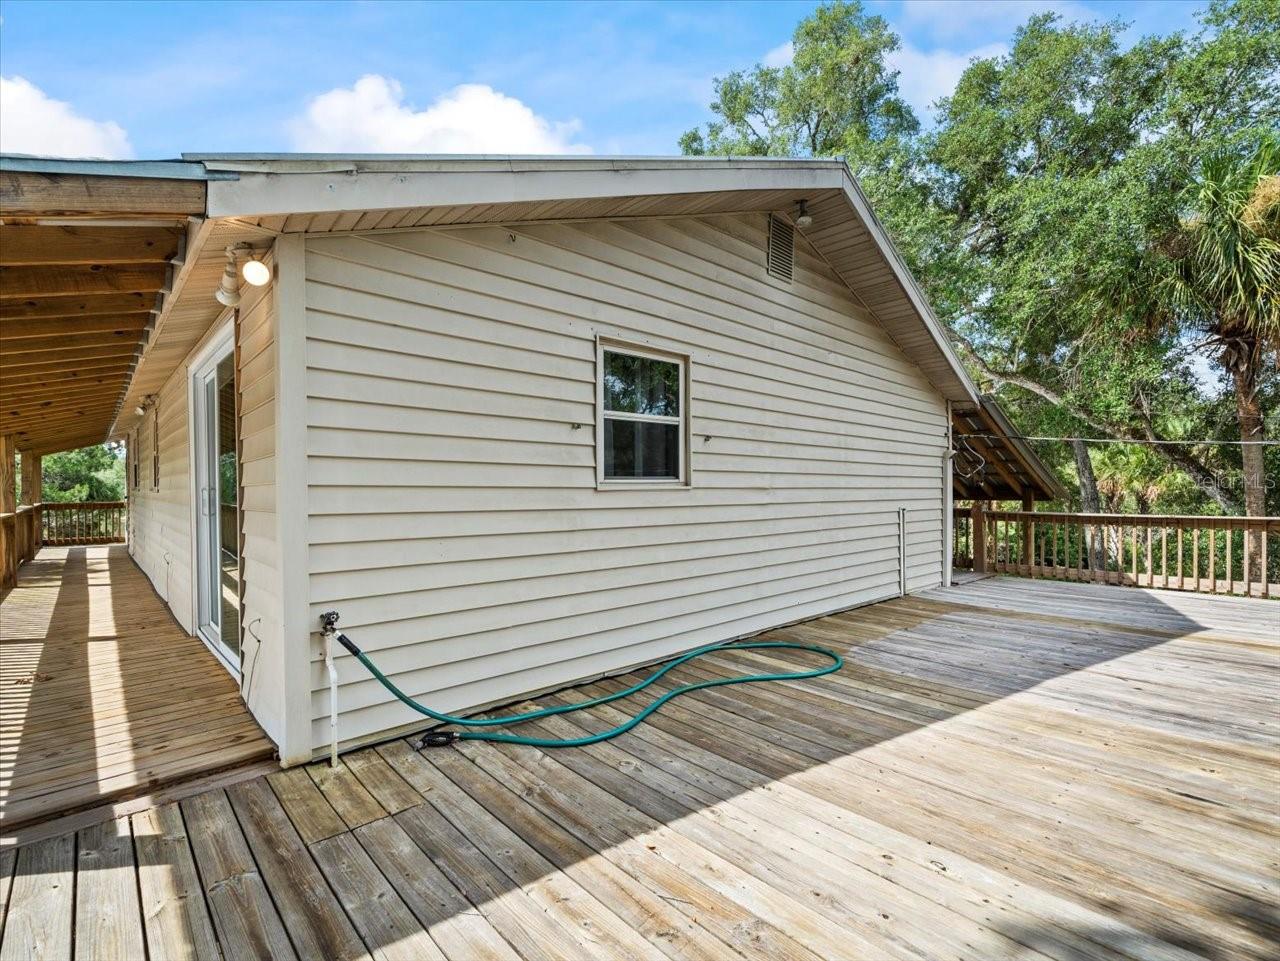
[0,545,275,831]
[1,576,1277,960]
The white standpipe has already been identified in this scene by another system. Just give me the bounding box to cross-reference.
[321,611,340,767]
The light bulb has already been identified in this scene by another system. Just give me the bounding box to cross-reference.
[241,258,270,286]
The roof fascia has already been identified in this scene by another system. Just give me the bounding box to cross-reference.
[204,162,847,219]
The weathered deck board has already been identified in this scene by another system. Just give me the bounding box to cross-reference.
[0,545,275,830]
[0,575,1276,960]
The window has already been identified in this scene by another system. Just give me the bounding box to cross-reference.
[130,431,140,490]
[151,405,160,491]
[598,343,687,485]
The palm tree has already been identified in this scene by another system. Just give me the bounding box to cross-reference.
[1161,136,1278,573]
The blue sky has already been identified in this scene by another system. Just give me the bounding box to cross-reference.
[0,0,1206,159]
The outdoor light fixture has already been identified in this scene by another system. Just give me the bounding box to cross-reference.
[214,243,271,306]
[214,245,242,307]
[795,199,813,228]
[241,256,270,287]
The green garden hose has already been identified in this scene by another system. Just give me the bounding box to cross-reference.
[320,611,843,750]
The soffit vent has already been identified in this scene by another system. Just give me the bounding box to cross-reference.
[767,214,794,283]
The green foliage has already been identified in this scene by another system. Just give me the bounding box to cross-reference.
[678,0,917,170]
[681,0,1280,517]
[1157,135,1279,343]
[38,445,126,503]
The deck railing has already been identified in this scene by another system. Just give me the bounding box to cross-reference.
[955,505,1280,598]
[40,501,128,547]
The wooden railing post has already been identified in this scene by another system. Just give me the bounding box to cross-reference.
[971,501,988,574]
[0,434,15,589]
[18,452,40,563]
[1020,493,1034,576]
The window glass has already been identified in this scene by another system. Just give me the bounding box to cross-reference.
[603,419,680,479]
[603,351,679,417]
[600,346,685,482]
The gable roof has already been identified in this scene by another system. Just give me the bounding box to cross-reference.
[187,155,979,407]
[3,153,1058,502]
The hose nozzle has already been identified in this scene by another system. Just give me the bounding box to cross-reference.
[420,730,460,748]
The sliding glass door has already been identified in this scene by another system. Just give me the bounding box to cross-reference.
[192,339,240,672]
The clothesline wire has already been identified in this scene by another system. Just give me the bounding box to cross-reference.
[957,433,1278,447]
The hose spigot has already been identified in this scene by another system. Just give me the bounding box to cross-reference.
[320,610,340,635]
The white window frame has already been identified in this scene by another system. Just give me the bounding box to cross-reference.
[185,314,239,678]
[595,337,691,490]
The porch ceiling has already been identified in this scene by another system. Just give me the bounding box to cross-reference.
[952,396,1066,503]
[0,166,207,455]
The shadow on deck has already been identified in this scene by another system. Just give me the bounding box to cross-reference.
[0,545,275,832]
[1,573,1277,960]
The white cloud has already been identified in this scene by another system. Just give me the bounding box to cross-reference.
[0,76,132,158]
[888,42,1008,118]
[289,75,592,154]
[762,41,794,68]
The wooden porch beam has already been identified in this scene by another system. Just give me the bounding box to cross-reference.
[0,172,206,219]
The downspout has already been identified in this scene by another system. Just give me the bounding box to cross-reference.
[898,506,908,596]
[944,401,954,587]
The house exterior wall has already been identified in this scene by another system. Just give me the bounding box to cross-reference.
[302,213,949,753]
[127,340,197,634]
[237,255,286,744]
[125,270,287,748]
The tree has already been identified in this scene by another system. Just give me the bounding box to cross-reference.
[682,0,1279,519]
[1155,136,1278,565]
[38,444,125,503]
[678,0,937,260]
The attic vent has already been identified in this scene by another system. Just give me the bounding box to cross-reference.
[767,215,794,282]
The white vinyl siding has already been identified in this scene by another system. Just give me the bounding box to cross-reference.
[302,212,948,751]
[126,270,287,748]
[236,261,286,744]
[128,376,194,631]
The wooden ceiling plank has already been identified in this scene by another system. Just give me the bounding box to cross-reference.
[4,346,138,369]
[1,364,133,389]
[10,414,113,437]
[0,314,149,340]
[0,293,155,320]
[1,349,139,375]
[0,329,146,354]
[29,432,117,456]
[19,427,115,452]
[4,385,124,409]
[3,399,114,423]
[0,263,167,299]
[0,225,182,265]
[0,172,206,219]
